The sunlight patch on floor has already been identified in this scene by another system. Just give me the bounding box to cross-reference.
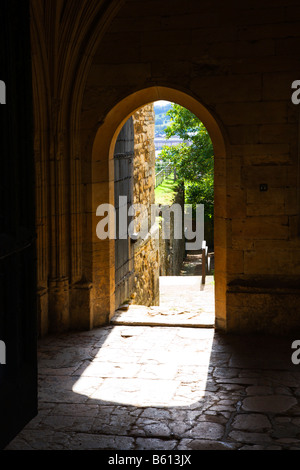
[72,326,215,407]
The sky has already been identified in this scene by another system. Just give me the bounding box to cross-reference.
[154,100,171,107]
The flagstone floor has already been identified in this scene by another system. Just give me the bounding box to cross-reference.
[112,250,215,328]
[111,275,215,328]
[5,320,300,450]
[5,252,300,450]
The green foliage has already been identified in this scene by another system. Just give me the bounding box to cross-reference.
[157,104,214,219]
[185,168,214,218]
[155,160,167,173]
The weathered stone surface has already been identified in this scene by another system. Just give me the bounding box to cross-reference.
[135,438,177,450]
[178,439,237,450]
[246,386,274,396]
[242,396,297,413]
[6,321,300,450]
[232,413,271,432]
[184,422,225,440]
[69,433,135,450]
[131,104,160,307]
[228,430,272,444]
[30,0,300,337]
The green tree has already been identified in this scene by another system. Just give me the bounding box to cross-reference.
[158,103,214,219]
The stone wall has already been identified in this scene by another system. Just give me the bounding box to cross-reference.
[130,104,186,302]
[31,0,300,335]
[82,0,300,334]
[131,105,160,306]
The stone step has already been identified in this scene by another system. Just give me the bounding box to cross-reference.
[111,304,215,328]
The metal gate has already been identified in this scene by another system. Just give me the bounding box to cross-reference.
[114,118,135,309]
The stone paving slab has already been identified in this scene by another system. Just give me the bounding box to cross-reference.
[111,305,215,328]
[5,324,300,450]
[111,275,215,328]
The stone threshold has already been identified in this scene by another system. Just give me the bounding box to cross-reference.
[111,304,215,328]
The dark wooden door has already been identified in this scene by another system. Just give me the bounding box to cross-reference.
[0,0,38,449]
[114,118,135,309]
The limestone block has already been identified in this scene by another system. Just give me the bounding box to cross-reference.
[227,125,259,145]
[231,216,289,240]
[191,74,262,103]
[246,187,285,205]
[48,278,70,333]
[258,123,297,144]
[216,102,287,125]
[227,249,244,275]
[37,287,49,337]
[70,281,93,331]
[226,287,300,334]
[241,165,288,188]
[244,249,292,275]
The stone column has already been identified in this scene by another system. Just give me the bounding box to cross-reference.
[48,124,70,333]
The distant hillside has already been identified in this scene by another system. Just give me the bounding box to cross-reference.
[154,101,172,136]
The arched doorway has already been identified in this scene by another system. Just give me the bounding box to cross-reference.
[90,86,228,331]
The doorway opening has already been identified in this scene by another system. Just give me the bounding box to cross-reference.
[92,86,227,332]
[108,98,216,328]
[154,100,215,326]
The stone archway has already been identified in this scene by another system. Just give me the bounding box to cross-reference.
[28,0,300,340]
[89,86,229,331]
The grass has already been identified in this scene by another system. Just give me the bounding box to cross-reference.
[154,176,180,206]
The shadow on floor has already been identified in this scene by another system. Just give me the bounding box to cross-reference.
[5,322,300,450]
[5,250,300,451]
